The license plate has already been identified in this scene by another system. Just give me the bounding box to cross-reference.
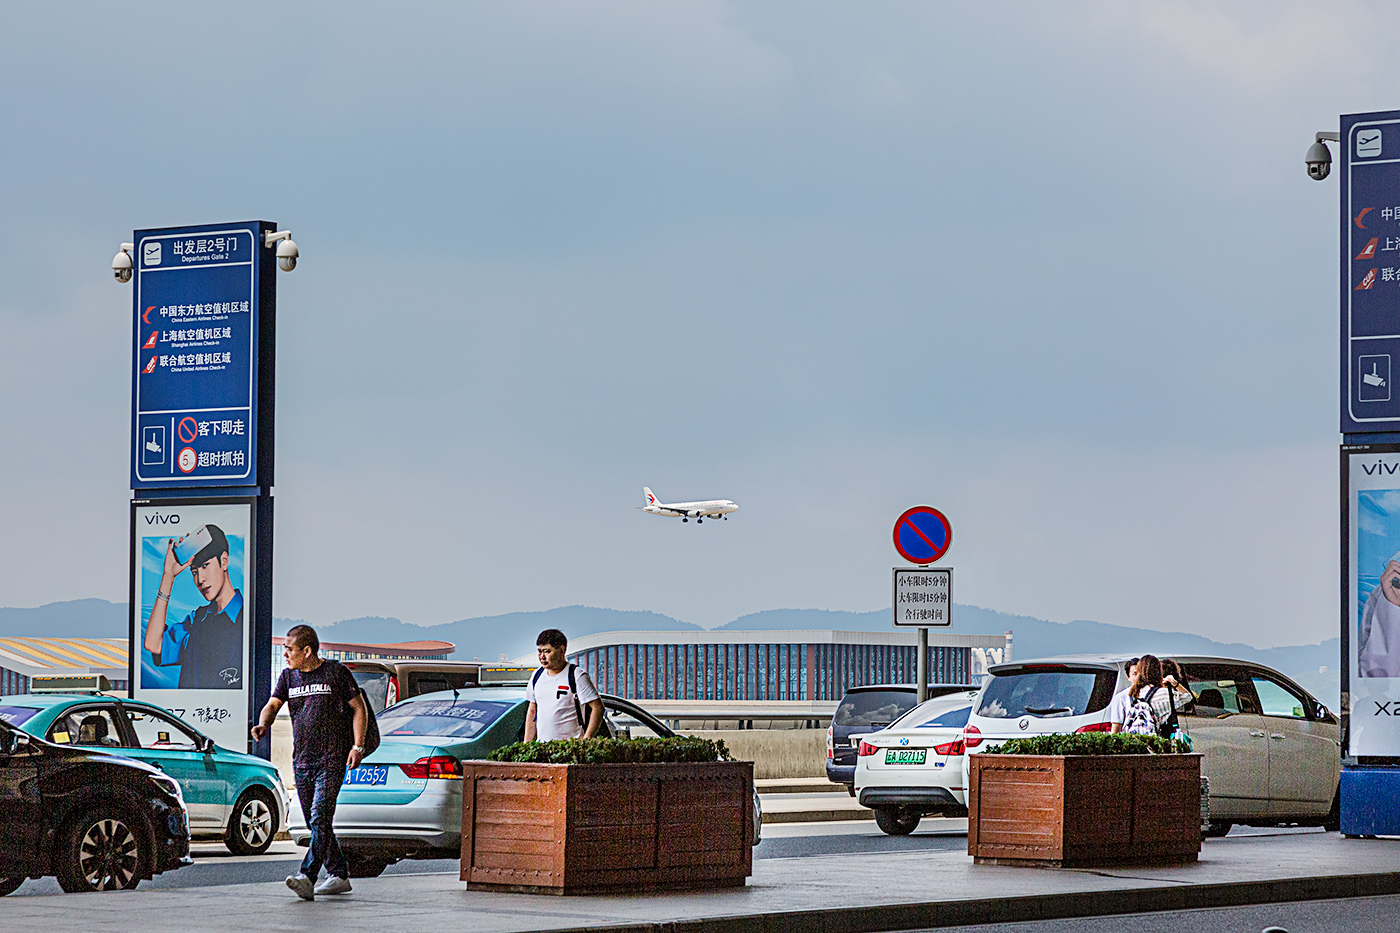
[344,765,388,786]
[884,748,927,765]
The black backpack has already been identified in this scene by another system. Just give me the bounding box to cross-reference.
[530,663,585,730]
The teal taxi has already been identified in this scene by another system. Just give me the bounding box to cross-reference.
[0,693,289,855]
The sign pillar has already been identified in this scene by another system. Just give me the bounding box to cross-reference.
[892,507,953,704]
[124,221,281,758]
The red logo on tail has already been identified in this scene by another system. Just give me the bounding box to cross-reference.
[1357,238,1379,261]
[1357,268,1379,291]
[142,330,158,349]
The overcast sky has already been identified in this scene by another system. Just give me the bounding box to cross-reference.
[0,2,1388,647]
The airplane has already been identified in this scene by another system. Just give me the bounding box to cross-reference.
[637,487,738,524]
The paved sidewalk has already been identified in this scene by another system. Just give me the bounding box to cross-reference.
[7,832,1400,933]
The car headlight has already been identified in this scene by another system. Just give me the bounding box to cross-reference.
[149,773,185,804]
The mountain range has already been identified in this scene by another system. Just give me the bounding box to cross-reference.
[0,599,1340,706]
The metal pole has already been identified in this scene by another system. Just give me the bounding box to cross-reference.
[917,627,928,703]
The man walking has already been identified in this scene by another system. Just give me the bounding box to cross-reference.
[252,625,368,901]
[524,629,604,741]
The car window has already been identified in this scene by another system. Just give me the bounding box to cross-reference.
[408,671,475,696]
[376,699,515,739]
[833,690,917,728]
[126,707,200,750]
[1180,664,1259,716]
[605,706,668,739]
[976,666,1117,719]
[48,707,128,748]
[0,705,40,727]
[351,670,391,712]
[889,694,978,729]
[1251,676,1308,720]
[917,706,972,728]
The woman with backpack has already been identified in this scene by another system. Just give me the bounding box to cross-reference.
[1117,654,1165,736]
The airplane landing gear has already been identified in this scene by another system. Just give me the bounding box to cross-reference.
[682,518,688,522]
[697,518,703,523]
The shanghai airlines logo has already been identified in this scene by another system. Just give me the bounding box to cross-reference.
[142,331,159,350]
[1357,238,1379,261]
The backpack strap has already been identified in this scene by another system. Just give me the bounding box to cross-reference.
[567,663,585,728]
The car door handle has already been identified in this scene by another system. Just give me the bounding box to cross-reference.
[1270,733,1286,740]
[1248,730,1266,738]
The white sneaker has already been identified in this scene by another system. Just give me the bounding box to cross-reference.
[314,876,352,895]
[285,873,315,901]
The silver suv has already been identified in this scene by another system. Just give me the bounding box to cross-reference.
[961,655,1340,835]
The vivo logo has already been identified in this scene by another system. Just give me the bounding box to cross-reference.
[1362,461,1400,476]
[144,513,180,525]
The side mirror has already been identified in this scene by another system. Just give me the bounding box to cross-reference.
[3,732,31,754]
[199,736,216,754]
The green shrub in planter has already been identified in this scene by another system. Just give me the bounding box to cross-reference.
[983,732,1190,757]
[487,736,731,765]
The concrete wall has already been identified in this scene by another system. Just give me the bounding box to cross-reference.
[684,729,827,779]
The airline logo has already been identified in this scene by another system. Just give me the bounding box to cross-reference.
[1357,268,1379,291]
[647,492,656,504]
[142,330,159,350]
[1357,238,1379,261]
[142,356,158,374]
[1357,208,1375,230]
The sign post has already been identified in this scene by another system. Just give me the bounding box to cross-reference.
[892,507,953,703]
[124,221,282,758]
[1339,112,1400,834]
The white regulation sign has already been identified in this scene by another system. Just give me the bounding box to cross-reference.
[892,567,952,627]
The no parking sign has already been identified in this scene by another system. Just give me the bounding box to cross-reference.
[892,506,951,565]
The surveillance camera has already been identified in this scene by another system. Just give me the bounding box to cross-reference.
[112,247,133,283]
[275,238,298,272]
[1305,139,1332,181]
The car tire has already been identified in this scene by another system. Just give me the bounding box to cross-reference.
[0,876,23,897]
[1201,820,1233,838]
[873,807,921,835]
[225,788,277,856]
[344,854,390,878]
[1323,792,1341,833]
[55,806,149,893]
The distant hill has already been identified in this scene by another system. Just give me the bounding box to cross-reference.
[0,598,1340,706]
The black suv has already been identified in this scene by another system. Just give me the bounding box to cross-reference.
[826,683,980,792]
[0,718,192,895]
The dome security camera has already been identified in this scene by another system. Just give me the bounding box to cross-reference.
[275,237,298,272]
[112,245,134,283]
[1305,139,1332,181]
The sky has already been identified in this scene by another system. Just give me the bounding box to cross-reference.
[0,1,1390,647]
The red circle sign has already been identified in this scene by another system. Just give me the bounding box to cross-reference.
[892,506,952,564]
[177,417,199,444]
[177,447,197,473]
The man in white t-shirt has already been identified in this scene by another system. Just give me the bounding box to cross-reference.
[524,629,604,742]
[1107,657,1140,733]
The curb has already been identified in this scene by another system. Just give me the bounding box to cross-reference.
[539,869,1400,933]
[761,808,872,824]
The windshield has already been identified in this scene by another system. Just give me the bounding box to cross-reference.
[352,671,391,713]
[375,699,515,739]
[0,705,39,727]
[976,667,1118,720]
[833,690,916,728]
[888,693,978,730]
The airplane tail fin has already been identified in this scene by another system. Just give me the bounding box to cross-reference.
[643,487,657,506]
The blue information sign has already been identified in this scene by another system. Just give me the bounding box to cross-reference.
[131,223,268,489]
[1342,111,1400,433]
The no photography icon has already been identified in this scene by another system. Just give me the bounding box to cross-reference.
[892,506,951,565]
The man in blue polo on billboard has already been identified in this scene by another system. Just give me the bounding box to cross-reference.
[142,523,244,689]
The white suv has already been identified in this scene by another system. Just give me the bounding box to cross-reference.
[961,655,1341,835]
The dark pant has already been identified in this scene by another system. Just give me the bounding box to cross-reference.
[294,760,348,880]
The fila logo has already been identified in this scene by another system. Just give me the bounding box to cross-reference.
[1357,268,1378,291]
[1357,238,1379,261]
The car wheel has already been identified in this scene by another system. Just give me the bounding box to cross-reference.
[0,876,23,897]
[225,789,277,856]
[344,854,390,878]
[873,807,921,835]
[1201,820,1233,838]
[1323,792,1341,833]
[55,807,149,893]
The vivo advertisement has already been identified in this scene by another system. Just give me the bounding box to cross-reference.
[131,500,253,752]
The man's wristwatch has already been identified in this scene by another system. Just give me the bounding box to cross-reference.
[352,745,366,753]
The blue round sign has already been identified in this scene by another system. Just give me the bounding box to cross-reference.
[892,506,951,564]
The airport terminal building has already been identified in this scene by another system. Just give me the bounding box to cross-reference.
[565,629,1012,704]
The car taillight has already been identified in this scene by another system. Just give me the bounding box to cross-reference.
[857,741,878,757]
[934,739,965,756]
[962,725,982,748]
[386,675,399,708]
[399,756,462,779]
[1076,722,1113,733]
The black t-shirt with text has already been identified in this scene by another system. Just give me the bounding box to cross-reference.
[274,659,358,768]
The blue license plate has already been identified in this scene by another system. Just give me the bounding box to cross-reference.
[344,765,388,786]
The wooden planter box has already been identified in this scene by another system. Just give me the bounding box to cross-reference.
[459,760,753,894]
[967,753,1201,868]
